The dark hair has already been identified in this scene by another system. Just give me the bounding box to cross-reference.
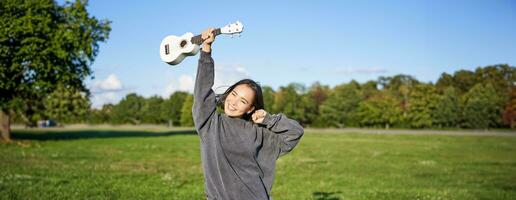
[217,79,264,120]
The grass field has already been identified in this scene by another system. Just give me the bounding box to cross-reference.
[1,127,516,199]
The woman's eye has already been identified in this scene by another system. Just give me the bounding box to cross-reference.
[241,100,246,104]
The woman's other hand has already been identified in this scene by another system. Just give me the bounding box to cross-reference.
[252,109,267,124]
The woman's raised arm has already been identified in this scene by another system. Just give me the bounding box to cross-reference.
[192,28,217,137]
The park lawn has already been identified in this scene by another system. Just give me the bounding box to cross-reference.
[1,129,515,200]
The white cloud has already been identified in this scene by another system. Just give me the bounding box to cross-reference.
[163,74,195,97]
[91,74,123,92]
[89,73,125,109]
[213,64,250,92]
[178,74,194,91]
[162,64,250,97]
[334,67,387,74]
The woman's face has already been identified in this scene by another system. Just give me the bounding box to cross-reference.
[224,84,255,118]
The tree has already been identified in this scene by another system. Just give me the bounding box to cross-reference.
[378,75,419,125]
[435,72,454,93]
[44,84,90,124]
[475,64,515,88]
[262,86,275,113]
[161,91,188,126]
[361,80,379,99]
[502,86,516,128]
[141,95,164,124]
[9,95,45,127]
[272,83,305,123]
[406,83,439,128]
[474,64,516,104]
[87,104,113,124]
[356,91,402,129]
[0,0,111,141]
[433,87,461,128]
[112,93,145,124]
[301,82,329,127]
[319,81,363,127]
[461,83,502,129]
[452,70,476,95]
[180,94,194,126]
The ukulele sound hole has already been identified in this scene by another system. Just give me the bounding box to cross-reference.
[180,40,187,48]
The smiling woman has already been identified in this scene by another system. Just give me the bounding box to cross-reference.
[218,79,264,121]
[191,28,304,200]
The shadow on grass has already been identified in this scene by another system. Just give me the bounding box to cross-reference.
[11,129,197,141]
[312,191,342,200]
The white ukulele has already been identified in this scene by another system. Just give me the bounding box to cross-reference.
[159,21,244,65]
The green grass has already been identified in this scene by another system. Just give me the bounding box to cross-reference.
[1,128,516,199]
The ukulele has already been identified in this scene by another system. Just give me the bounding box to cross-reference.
[159,21,244,65]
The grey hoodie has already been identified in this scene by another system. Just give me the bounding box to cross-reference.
[192,51,304,200]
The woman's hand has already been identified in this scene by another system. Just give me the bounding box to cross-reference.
[201,28,215,53]
[252,109,267,124]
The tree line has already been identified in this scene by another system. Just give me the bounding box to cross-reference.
[10,64,516,129]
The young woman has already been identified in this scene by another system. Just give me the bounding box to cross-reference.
[192,28,304,200]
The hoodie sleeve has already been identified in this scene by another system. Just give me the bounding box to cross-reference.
[261,113,304,157]
[192,51,217,138]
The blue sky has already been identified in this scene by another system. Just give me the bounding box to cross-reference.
[79,0,516,108]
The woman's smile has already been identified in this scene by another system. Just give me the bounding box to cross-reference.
[224,84,256,118]
[229,104,237,111]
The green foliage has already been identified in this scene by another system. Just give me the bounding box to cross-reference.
[0,0,110,108]
[28,63,514,130]
[357,91,402,129]
[360,80,379,99]
[378,75,419,125]
[161,91,188,126]
[435,72,454,93]
[503,87,516,128]
[433,87,461,128]
[434,65,516,129]
[10,96,46,126]
[452,70,477,95]
[83,91,192,127]
[112,93,145,124]
[319,81,363,127]
[436,65,516,97]
[180,94,194,126]
[0,0,110,139]
[262,86,275,112]
[272,83,305,123]
[44,84,90,124]
[301,82,329,127]
[87,104,113,124]
[406,84,439,128]
[141,96,165,124]
[378,75,420,92]
[461,83,502,129]
[474,64,516,103]
[50,64,514,130]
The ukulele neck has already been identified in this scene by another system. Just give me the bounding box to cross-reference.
[191,28,222,45]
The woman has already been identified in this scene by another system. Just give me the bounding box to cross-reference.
[193,28,304,200]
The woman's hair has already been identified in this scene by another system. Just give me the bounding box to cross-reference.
[217,79,264,120]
